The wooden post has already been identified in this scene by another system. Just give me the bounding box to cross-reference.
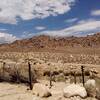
[16,70,20,84]
[28,62,33,90]
[81,66,85,86]
[3,62,5,77]
[48,63,53,88]
[74,72,76,84]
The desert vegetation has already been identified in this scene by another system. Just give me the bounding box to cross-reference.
[0,51,99,100]
[0,33,100,100]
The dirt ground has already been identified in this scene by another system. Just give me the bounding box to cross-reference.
[0,80,98,100]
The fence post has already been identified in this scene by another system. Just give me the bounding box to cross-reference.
[3,62,5,79]
[74,72,76,84]
[48,63,53,88]
[28,62,33,90]
[81,66,85,86]
[16,70,20,83]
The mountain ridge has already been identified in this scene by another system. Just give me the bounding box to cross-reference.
[0,33,100,52]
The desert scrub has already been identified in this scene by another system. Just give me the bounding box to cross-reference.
[54,73,66,82]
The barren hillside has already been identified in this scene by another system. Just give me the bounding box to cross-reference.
[0,33,100,53]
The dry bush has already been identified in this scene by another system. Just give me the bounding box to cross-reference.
[0,62,37,83]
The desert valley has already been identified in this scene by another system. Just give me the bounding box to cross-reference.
[0,33,99,100]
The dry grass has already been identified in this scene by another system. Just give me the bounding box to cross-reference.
[0,52,99,84]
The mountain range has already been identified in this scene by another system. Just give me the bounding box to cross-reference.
[0,33,100,52]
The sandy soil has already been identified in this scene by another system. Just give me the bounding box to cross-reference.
[0,80,98,100]
[0,82,35,100]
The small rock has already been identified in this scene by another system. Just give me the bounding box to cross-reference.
[33,83,51,97]
[63,84,87,98]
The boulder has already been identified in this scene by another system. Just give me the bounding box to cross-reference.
[33,83,51,97]
[85,79,96,97]
[63,84,87,98]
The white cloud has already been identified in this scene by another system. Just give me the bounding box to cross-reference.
[65,18,78,23]
[0,32,18,43]
[38,20,100,36]
[35,26,46,30]
[0,0,76,24]
[64,20,100,35]
[77,19,95,24]
[21,32,33,38]
[91,10,100,16]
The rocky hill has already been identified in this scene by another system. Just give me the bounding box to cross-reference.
[0,33,100,52]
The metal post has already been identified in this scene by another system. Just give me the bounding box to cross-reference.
[81,66,85,86]
[28,62,33,90]
[74,72,76,84]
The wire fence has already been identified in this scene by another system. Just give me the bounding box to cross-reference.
[0,61,37,89]
[0,61,98,89]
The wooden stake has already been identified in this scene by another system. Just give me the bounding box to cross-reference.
[74,72,76,84]
[28,62,33,90]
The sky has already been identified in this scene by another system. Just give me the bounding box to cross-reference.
[0,0,100,43]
